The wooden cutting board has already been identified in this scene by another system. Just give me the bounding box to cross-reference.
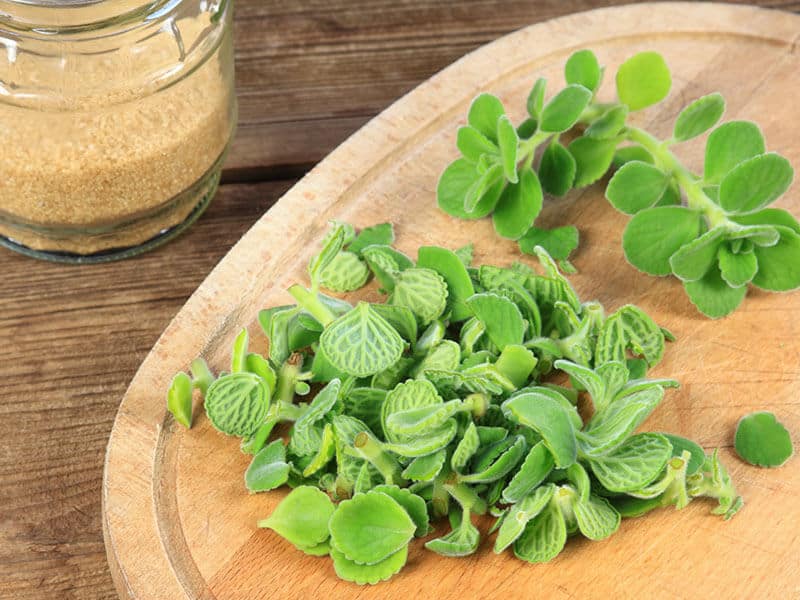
[103,3,800,598]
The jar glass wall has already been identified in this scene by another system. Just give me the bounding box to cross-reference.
[0,0,237,262]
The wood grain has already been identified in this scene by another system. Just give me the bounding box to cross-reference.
[226,0,800,176]
[0,1,795,599]
[104,3,800,599]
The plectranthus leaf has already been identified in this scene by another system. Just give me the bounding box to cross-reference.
[501,442,555,503]
[204,372,270,437]
[258,486,335,549]
[588,433,672,492]
[372,484,430,536]
[167,372,193,429]
[673,92,725,142]
[320,303,405,378]
[564,49,601,93]
[538,141,577,197]
[572,494,620,541]
[495,484,555,552]
[401,448,447,482]
[245,439,290,492]
[594,304,666,368]
[390,268,449,325]
[615,51,671,111]
[459,435,526,483]
[704,120,765,185]
[329,490,416,565]
[425,511,480,557]
[513,499,567,563]
[331,545,408,585]
[466,292,525,349]
[320,251,370,292]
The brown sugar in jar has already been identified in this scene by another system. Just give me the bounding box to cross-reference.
[0,0,237,262]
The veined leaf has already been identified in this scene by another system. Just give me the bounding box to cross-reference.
[390,268,449,325]
[502,390,577,468]
[513,500,567,563]
[588,433,672,492]
[502,442,555,503]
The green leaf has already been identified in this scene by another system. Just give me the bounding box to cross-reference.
[331,545,407,585]
[752,226,800,291]
[320,251,370,292]
[684,263,747,319]
[492,169,543,240]
[731,208,800,234]
[454,243,474,266]
[594,305,666,368]
[465,163,505,214]
[383,420,458,457]
[205,373,270,437]
[615,51,671,111]
[370,304,418,343]
[572,494,620,541]
[502,442,555,503]
[611,495,664,518]
[661,433,705,476]
[230,328,249,373]
[425,514,480,557]
[585,105,629,139]
[167,372,193,429]
[495,344,538,388]
[466,292,525,349]
[412,340,461,376]
[320,303,405,378]
[613,145,654,168]
[538,141,576,197]
[669,226,726,282]
[540,84,592,133]
[718,153,793,215]
[513,500,566,563]
[436,159,503,220]
[291,379,341,455]
[495,484,555,552]
[568,136,618,188]
[564,49,601,92]
[588,433,672,492]
[704,121,765,185]
[309,224,346,288]
[390,268,449,325]
[347,223,395,255]
[606,161,670,215]
[527,78,547,118]
[735,411,794,467]
[579,387,663,457]
[329,490,416,565]
[517,117,538,139]
[497,115,520,183]
[300,540,331,557]
[622,206,704,276]
[372,485,430,537]
[245,439,290,492]
[502,390,577,468]
[673,92,725,142]
[717,243,758,287]
[519,225,579,261]
[468,93,506,142]
[382,379,442,437]
[258,486,334,549]
[457,126,498,163]
[302,423,337,476]
[452,422,481,473]
[459,435,526,483]
[402,449,446,481]
[417,245,476,322]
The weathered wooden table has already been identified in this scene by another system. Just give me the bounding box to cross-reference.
[1,1,796,598]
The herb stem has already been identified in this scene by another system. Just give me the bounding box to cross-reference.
[288,284,336,327]
[353,431,407,487]
[444,479,487,515]
[625,126,730,229]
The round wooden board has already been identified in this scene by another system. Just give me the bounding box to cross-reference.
[103,3,800,598]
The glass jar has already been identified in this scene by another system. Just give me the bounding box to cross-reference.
[0,0,236,262]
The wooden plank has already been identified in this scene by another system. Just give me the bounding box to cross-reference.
[0,180,293,600]
[103,3,800,598]
[226,0,800,174]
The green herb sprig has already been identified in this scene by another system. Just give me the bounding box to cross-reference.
[437,49,799,318]
[168,222,742,585]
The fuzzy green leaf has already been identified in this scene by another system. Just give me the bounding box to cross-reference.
[519,225,579,261]
[717,243,758,287]
[622,206,704,276]
[568,136,618,188]
[320,251,370,292]
[492,169,543,240]
[718,153,793,215]
[673,92,725,142]
[513,500,566,563]
[457,125,498,163]
[468,93,506,142]
[167,372,193,429]
[588,433,672,492]
[466,292,525,349]
[402,449,447,481]
[497,115,520,183]
[752,226,800,291]
[258,486,335,549]
[205,373,270,437]
[417,245,476,322]
[320,303,405,378]
[735,411,794,467]
[245,439,290,492]
[573,494,620,541]
[704,121,765,185]
[331,545,407,585]
[391,268,449,325]
[540,84,592,133]
[347,223,395,255]
[564,49,601,92]
[527,78,547,118]
[329,490,416,565]
[606,160,670,215]
[669,226,726,282]
[501,442,555,503]
[684,263,747,318]
[502,390,577,468]
[616,51,671,111]
[436,158,503,220]
[538,141,576,197]
[585,105,629,139]
[495,484,555,552]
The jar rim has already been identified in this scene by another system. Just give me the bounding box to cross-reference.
[0,0,182,31]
